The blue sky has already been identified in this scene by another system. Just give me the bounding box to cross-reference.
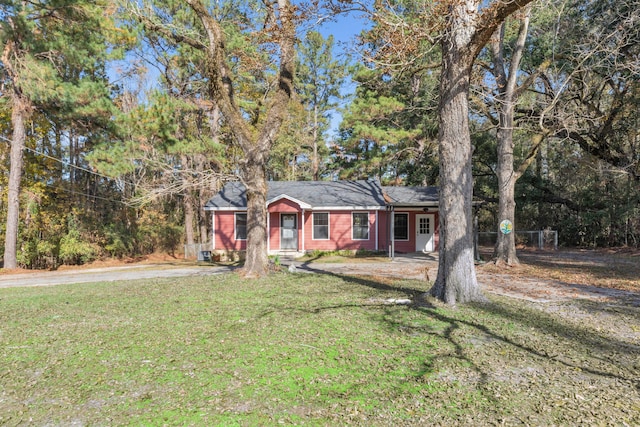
[109,10,367,137]
[315,17,367,137]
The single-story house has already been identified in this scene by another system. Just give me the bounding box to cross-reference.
[204,180,439,256]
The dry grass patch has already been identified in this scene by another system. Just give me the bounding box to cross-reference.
[480,248,640,292]
[0,270,638,425]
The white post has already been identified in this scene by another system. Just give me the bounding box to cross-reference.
[391,208,395,261]
[301,209,305,253]
[211,212,216,250]
[375,210,379,251]
[539,230,543,249]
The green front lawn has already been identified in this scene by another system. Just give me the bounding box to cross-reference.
[1,271,638,425]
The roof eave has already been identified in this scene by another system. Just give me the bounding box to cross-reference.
[387,202,439,208]
[266,194,312,210]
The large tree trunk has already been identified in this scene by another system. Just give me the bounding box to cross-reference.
[242,158,269,277]
[491,15,530,267]
[4,93,29,269]
[181,154,197,246]
[429,1,483,305]
[188,0,295,277]
[427,0,536,304]
[494,116,519,266]
[195,152,212,245]
[184,193,196,246]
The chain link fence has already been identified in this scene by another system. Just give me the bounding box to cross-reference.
[476,230,558,250]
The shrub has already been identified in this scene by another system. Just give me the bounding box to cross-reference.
[59,224,98,266]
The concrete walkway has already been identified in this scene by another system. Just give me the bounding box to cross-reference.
[287,252,438,281]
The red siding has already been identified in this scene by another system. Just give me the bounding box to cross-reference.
[269,211,302,251]
[214,211,246,250]
[303,210,378,251]
[269,212,280,251]
[268,199,301,213]
[378,210,390,251]
[214,209,439,253]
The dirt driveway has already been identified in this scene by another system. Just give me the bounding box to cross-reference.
[292,250,640,305]
[2,250,638,306]
[0,263,233,289]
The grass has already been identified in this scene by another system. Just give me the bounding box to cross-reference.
[0,271,638,425]
[296,249,389,264]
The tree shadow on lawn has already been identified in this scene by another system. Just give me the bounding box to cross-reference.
[516,253,640,291]
[293,269,640,395]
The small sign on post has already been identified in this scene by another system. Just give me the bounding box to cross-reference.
[499,220,513,235]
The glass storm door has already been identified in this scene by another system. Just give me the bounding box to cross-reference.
[416,214,434,252]
[280,214,298,250]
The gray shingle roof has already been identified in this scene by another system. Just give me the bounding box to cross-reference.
[205,180,387,210]
[382,185,439,206]
[204,180,439,210]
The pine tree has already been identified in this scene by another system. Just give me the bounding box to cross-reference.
[296,31,347,180]
[0,0,123,269]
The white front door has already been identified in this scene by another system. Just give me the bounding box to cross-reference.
[416,214,434,252]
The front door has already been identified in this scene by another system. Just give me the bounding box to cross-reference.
[416,214,434,252]
[280,214,298,250]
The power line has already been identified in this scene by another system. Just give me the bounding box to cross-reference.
[0,134,136,187]
[0,134,132,205]
[51,185,126,204]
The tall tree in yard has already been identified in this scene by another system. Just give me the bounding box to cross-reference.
[520,0,640,247]
[474,0,639,256]
[478,7,549,266]
[428,0,536,304]
[135,0,296,276]
[0,1,120,269]
[189,0,296,277]
[367,0,535,303]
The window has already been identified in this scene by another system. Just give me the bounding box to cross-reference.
[394,213,409,240]
[352,212,369,240]
[313,212,329,240]
[235,213,247,240]
[418,216,430,235]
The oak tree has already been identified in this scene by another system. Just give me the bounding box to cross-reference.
[429,0,536,304]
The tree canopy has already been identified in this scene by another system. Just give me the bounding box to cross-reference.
[0,0,638,287]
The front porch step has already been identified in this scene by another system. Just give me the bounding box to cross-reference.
[270,251,306,259]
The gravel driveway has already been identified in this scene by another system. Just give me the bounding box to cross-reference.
[0,264,234,288]
[288,252,640,305]
[2,251,638,306]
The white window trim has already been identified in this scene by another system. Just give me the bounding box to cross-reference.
[352,211,370,241]
[235,212,247,241]
[312,212,330,240]
[393,212,410,241]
